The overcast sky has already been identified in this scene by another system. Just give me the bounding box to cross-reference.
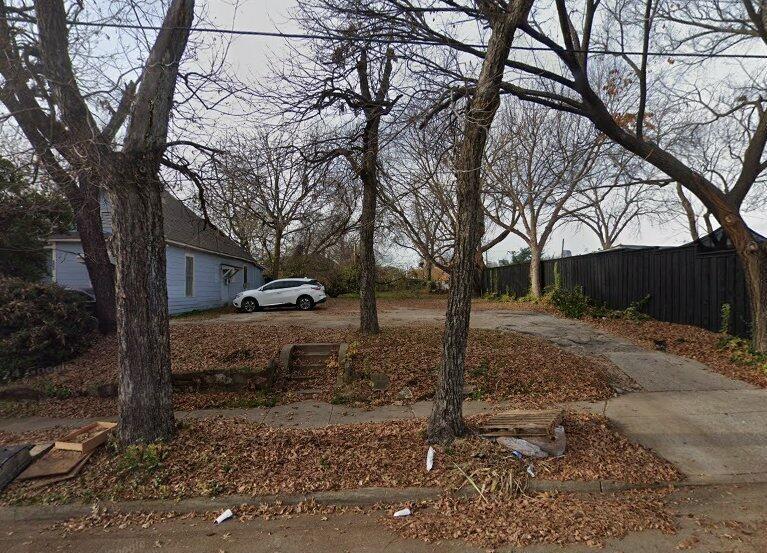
[202,0,767,266]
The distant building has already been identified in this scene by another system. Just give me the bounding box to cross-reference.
[46,193,264,314]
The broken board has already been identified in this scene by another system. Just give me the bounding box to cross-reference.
[17,448,89,480]
[27,451,94,490]
[0,445,32,492]
[479,409,564,439]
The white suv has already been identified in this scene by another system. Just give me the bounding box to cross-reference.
[233,278,326,312]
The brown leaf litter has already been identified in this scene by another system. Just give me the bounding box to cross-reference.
[384,489,676,549]
[2,413,680,506]
[0,323,620,418]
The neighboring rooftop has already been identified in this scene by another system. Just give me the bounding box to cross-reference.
[50,192,261,267]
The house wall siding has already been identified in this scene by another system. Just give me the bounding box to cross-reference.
[52,242,92,293]
[51,240,263,315]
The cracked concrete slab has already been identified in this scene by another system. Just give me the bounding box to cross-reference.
[605,351,755,392]
[605,390,767,483]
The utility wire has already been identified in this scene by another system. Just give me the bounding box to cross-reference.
[3,16,767,59]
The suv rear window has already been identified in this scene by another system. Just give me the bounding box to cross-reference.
[307,279,320,286]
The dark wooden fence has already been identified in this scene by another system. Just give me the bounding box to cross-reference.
[483,245,751,337]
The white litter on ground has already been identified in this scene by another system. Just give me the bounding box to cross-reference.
[215,509,234,524]
[426,446,435,472]
[393,508,412,518]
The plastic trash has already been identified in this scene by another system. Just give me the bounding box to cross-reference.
[426,446,435,472]
[393,508,412,518]
[510,450,524,461]
[526,464,536,478]
[497,437,548,459]
[214,509,234,524]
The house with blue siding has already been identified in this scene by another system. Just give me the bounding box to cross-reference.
[47,192,264,314]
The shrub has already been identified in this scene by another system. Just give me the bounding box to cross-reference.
[546,284,589,318]
[0,278,96,380]
[720,303,732,335]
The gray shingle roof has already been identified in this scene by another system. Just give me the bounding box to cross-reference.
[50,192,261,267]
[161,193,259,265]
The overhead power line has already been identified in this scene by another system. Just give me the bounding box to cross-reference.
[3,16,767,59]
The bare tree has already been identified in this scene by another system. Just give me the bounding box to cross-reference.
[569,151,662,249]
[266,0,405,335]
[0,3,119,332]
[209,128,354,279]
[376,0,767,350]
[382,119,510,287]
[0,0,196,444]
[485,100,604,296]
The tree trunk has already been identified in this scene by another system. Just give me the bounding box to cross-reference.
[529,243,543,297]
[272,229,283,279]
[723,214,767,352]
[109,160,175,445]
[676,183,699,241]
[473,250,486,296]
[72,178,117,333]
[358,121,380,335]
[743,247,767,352]
[427,1,532,444]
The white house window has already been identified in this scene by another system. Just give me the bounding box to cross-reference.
[185,255,194,297]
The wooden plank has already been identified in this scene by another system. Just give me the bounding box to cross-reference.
[26,451,94,490]
[55,422,117,453]
[17,449,86,480]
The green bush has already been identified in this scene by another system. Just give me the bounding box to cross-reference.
[546,284,590,318]
[0,278,96,380]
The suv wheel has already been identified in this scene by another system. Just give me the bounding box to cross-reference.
[241,297,258,313]
[296,295,314,311]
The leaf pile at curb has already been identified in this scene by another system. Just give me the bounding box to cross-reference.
[385,489,676,549]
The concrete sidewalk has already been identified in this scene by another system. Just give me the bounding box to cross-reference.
[488,310,767,485]
[0,399,505,434]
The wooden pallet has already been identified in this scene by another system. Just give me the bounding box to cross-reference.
[479,409,563,439]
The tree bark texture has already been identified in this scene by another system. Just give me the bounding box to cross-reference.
[272,228,283,279]
[529,242,543,297]
[427,0,533,443]
[358,119,381,335]
[109,164,175,444]
[722,213,767,351]
[73,178,117,333]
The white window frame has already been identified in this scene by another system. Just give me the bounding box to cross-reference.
[185,254,195,297]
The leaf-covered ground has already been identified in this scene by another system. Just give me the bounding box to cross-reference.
[385,489,676,549]
[0,322,619,417]
[586,317,767,389]
[1,413,680,506]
